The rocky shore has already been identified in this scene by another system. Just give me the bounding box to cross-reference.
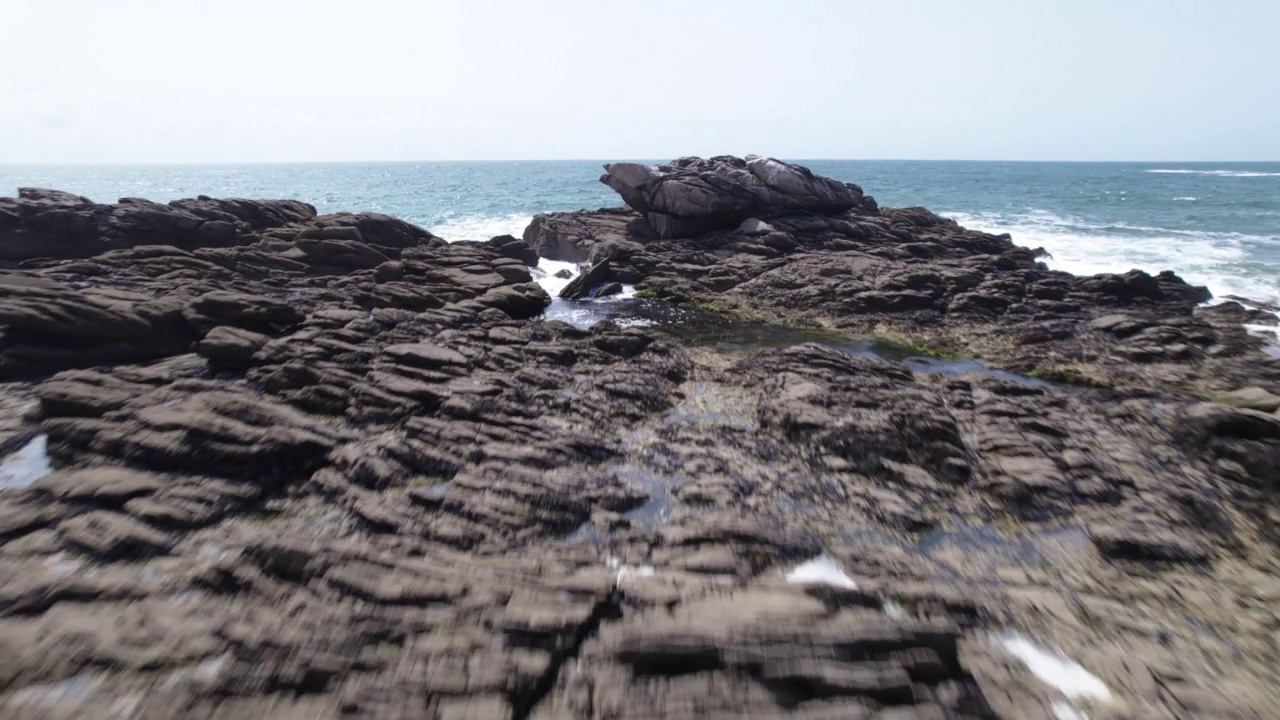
[1,157,1278,719]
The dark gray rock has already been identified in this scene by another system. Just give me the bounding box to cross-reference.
[184,291,305,334]
[196,326,273,370]
[292,237,389,270]
[601,155,866,239]
[524,207,652,263]
[560,259,616,300]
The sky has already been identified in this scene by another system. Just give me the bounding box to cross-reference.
[2,0,1277,163]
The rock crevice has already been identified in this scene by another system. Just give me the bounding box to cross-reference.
[1,161,1278,719]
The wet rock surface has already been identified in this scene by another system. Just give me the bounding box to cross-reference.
[2,163,1280,719]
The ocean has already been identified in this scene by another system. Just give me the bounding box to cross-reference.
[2,160,1278,303]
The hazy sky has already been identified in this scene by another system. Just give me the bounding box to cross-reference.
[2,0,1276,163]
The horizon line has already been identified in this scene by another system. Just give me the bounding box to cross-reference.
[3,158,1280,168]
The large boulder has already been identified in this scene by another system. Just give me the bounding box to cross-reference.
[195,325,273,370]
[183,291,305,334]
[523,208,652,263]
[559,258,616,300]
[600,155,867,239]
[0,275,198,380]
[486,234,539,266]
[168,195,318,229]
[0,189,320,264]
[301,212,445,254]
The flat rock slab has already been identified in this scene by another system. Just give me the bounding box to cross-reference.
[382,343,469,370]
[32,467,166,503]
[1218,386,1280,412]
[58,511,172,559]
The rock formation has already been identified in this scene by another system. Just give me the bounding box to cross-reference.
[2,162,1279,719]
[600,155,874,239]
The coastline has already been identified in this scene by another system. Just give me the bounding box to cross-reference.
[1,158,1279,718]
[7,158,1277,307]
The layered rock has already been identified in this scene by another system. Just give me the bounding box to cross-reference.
[601,155,874,239]
[2,168,1279,719]
[0,190,530,380]
[525,156,1269,398]
[0,189,310,264]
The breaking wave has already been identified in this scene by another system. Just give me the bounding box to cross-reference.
[947,209,1280,303]
[1146,169,1280,178]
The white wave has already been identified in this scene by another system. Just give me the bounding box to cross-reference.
[606,556,656,585]
[43,552,83,577]
[1207,296,1280,316]
[1146,169,1280,177]
[998,632,1112,702]
[428,213,533,243]
[542,303,599,328]
[882,599,907,619]
[1,434,52,489]
[541,294,651,329]
[614,316,655,328]
[785,554,857,589]
[530,259,581,297]
[1173,196,1198,201]
[946,210,1280,304]
[533,260,650,328]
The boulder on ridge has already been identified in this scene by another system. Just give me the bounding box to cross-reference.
[600,155,872,239]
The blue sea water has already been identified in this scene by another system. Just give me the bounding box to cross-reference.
[2,160,1278,302]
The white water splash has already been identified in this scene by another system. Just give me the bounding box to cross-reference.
[882,599,907,619]
[1243,323,1279,339]
[947,209,1280,304]
[614,316,654,328]
[428,213,533,243]
[1146,169,1280,178]
[532,260,650,329]
[43,553,83,577]
[1204,298,1280,341]
[0,434,52,489]
[785,554,857,589]
[530,259,582,297]
[999,632,1112,702]
[606,556,656,585]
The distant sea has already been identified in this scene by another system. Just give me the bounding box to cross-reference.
[2,160,1278,303]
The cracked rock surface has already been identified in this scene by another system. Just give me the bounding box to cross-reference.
[2,162,1280,719]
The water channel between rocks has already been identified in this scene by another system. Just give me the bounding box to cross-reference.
[533,259,1056,388]
[539,258,1075,559]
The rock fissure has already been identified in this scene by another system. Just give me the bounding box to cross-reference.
[2,159,1279,718]
[512,592,624,720]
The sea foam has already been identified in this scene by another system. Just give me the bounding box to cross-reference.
[0,434,53,489]
[784,554,858,589]
[532,259,649,329]
[947,210,1280,304]
[428,213,533,243]
[998,632,1112,702]
[1146,169,1280,178]
[531,259,581,297]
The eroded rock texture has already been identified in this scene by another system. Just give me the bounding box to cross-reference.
[2,164,1279,719]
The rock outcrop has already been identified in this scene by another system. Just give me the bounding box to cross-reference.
[526,156,1251,397]
[601,155,874,239]
[2,164,1280,719]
